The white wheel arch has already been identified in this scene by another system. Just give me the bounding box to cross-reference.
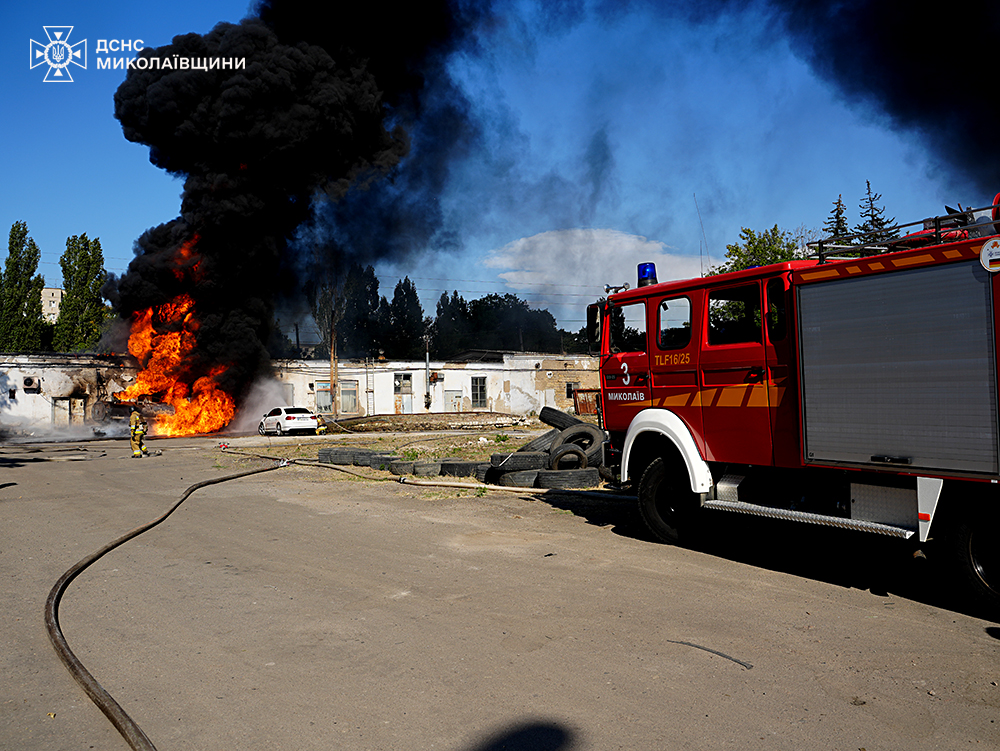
[622,409,713,494]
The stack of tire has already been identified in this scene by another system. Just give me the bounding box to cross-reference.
[483,407,604,489]
[316,407,604,490]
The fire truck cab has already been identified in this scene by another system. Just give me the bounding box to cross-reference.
[589,199,1000,612]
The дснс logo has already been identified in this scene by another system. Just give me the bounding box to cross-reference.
[30,26,87,82]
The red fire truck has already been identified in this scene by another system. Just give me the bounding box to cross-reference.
[588,197,1000,611]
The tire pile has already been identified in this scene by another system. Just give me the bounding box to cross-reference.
[317,407,606,490]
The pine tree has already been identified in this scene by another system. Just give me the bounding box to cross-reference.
[53,234,108,352]
[0,221,45,352]
[823,195,851,240]
[855,180,897,243]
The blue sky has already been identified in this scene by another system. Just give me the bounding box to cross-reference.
[0,1,970,340]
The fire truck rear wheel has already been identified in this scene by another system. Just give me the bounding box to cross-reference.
[637,456,692,546]
[945,505,1000,615]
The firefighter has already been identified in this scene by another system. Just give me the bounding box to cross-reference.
[315,414,328,435]
[129,406,149,458]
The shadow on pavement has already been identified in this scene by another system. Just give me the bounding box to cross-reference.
[464,721,575,751]
[532,488,999,624]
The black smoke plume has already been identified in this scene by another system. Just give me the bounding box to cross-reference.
[769,0,1000,196]
[106,1,487,405]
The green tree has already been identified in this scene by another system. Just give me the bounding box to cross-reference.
[560,326,590,355]
[707,225,800,276]
[338,264,381,357]
[466,294,560,353]
[823,194,851,240]
[431,291,472,359]
[53,234,108,352]
[855,180,897,242]
[0,221,45,352]
[382,277,425,359]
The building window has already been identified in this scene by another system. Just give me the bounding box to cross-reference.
[471,376,487,409]
[315,381,331,412]
[340,380,359,414]
[394,373,412,394]
[565,382,580,400]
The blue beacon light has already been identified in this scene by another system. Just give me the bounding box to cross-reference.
[637,262,657,287]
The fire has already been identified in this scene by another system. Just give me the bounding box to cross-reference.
[116,239,236,436]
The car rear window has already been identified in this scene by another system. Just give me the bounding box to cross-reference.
[286,408,311,414]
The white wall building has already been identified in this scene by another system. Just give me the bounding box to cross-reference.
[0,351,599,430]
[272,352,600,418]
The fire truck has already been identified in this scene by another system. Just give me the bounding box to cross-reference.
[588,196,1000,612]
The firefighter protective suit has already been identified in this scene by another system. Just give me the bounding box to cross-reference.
[129,409,149,458]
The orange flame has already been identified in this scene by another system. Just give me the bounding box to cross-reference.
[116,239,236,435]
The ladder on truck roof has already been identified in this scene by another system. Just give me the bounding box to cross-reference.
[808,197,1000,264]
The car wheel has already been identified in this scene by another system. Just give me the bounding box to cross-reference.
[258,422,266,435]
[275,422,283,436]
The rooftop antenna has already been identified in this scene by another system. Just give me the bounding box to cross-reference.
[694,192,711,276]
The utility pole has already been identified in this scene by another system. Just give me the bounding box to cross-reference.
[329,301,339,420]
[424,334,431,410]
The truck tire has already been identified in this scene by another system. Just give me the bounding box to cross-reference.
[517,428,561,453]
[413,461,442,476]
[942,503,1000,615]
[539,406,583,431]
[499,470,539,487]
[440,460,480,477]
[326,449,356,465]
[352,449,375,466]
[369,455,400,471]
[549,444,587,470]
[536,468,600,489]
[549,424,605,467]
[490,451,549,470]
[390,460,415,475]
[475,463,501,484]
[637,456,697,546]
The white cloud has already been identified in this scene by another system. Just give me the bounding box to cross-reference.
[482,228,704,326]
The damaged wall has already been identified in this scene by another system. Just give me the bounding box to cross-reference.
[0,354,138,428]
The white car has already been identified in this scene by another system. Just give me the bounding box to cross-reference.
[258,406,319,436]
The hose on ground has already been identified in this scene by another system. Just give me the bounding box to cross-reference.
[44,461,288,751]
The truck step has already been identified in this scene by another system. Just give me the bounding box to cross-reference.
[701,499,915,539]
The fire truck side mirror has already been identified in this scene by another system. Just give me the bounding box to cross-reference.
[586,303,602,355]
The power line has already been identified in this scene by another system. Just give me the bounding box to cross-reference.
[374,274,598,289]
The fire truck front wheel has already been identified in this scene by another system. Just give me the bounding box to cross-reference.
[637,456,696,546]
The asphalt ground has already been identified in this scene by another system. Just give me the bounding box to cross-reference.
[2,434,999,750]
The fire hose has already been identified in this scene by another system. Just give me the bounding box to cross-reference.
[44,461,288,751]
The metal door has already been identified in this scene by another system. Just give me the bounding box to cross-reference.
[699,281,773,465]
[601,300,650,434]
